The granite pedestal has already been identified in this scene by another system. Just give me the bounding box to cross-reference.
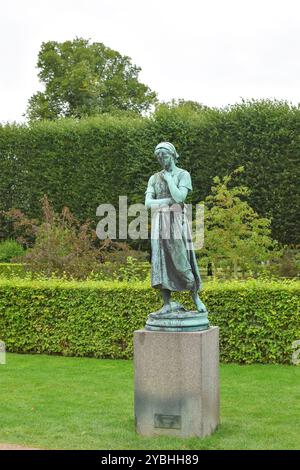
[134,326,219,438]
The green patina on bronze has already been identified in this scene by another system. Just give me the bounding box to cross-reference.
[144,142,209,332]
[145,301,209,332]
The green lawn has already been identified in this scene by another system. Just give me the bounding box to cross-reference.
[0,354,299,450]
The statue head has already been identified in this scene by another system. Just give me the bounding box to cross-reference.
[154,142,179,162]
[154,142,179,171]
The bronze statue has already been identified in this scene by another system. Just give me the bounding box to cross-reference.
[145,142,208,331]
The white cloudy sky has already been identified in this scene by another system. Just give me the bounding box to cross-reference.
[1,0,299,123]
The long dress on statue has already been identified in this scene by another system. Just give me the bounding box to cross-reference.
[145,168,201,292]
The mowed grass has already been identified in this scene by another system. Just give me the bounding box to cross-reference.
[0,354,299,450]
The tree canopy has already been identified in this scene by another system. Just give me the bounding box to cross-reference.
[26,38,157,120]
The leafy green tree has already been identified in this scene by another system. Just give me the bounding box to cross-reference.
[156,99,210,113]
[199,167,279,277]
[26,38,157,120]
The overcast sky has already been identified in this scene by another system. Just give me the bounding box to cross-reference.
[1,0,300,123]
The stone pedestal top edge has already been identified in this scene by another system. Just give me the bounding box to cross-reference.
[134,325,219,335]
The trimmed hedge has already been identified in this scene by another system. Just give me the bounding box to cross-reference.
[0,278,299,364]
[0,100,299,244]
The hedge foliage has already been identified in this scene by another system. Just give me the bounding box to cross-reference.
[0,100,299,244]
[0,278,299,364]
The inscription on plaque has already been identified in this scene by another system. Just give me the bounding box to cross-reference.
[154,414,181,429]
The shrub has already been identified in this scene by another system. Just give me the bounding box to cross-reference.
[199,167,280,277]
[271,248,300,279]
[24,196,105,279]
[0,278,299,364]
[0,208,39,248]
[23,197,149,280]
[0,240,25,262]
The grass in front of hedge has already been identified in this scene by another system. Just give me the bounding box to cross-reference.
[0,354,299,450]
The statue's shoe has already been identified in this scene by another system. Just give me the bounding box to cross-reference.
[151,301,187,317]
[170,301,186,312]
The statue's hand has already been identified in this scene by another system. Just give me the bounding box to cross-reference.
[162,170,173,183]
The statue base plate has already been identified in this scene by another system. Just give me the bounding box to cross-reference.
[145,302,209,332]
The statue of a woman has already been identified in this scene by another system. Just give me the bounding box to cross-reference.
[145,142,207,318]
